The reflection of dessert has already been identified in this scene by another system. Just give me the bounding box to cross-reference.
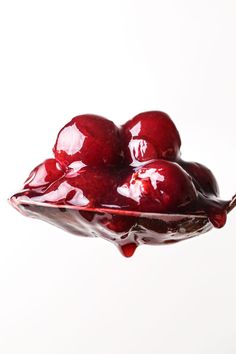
[10,111,234,257]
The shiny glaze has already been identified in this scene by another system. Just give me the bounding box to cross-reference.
[10,111,234,257]
[53,114,122,168]
[122,111,181,164]
[10,198,214,257]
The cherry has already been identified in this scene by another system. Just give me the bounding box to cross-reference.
[122,111,181,165]
[31,167,118,208]
[24,158,64,189]
[53,114,122,168]
[179,160,219,197]
[117,160,197,213]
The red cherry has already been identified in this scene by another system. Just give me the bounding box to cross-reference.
[179,161,219,197]
[53,114,122,168]
[24,158,64,189]
[30,167,118,208]
[117,160,197,212]
[122,111,181,165]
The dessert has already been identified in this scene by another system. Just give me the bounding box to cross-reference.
[10,111,236,257]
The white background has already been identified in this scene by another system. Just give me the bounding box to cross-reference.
[0,1,236,353]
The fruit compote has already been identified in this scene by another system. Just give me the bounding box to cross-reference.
[10,111,236,257]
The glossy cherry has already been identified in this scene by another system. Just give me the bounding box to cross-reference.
[24,158,64,190]
[122,111,181,165]
[30,167,118,208]
[53,114,122,168]
[179,160,219,197]
[117,160,197,212]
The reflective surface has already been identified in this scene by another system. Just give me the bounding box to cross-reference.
[9,197,212,257]
[10,194,236,257]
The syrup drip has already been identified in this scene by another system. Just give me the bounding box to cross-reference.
[119,243,138,257]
